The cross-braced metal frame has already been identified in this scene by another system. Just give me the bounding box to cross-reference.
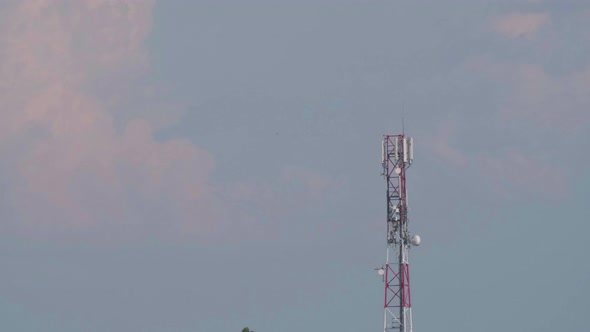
[382,134,413,332]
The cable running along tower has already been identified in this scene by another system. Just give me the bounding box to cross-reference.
[378,135,419,332]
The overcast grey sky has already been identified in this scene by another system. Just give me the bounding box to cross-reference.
[0,0,589,331]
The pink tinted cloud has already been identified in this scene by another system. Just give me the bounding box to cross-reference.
[514,65,588,128]
[280,165,338,202]
[477,150,567,199]
[229,165,341,219]
[492,13,549,39]
[0,0,336,242]
[466,57,590,129]
[508,64,590,127]
[424,119,468,167]
[0,0,221,239]
[423,116,568,199]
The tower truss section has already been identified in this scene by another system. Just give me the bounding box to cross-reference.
[380,134,417,332]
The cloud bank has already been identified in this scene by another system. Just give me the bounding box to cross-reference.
[423,5,590,199]
[0,0,220,240]
[492,13,549,39]
[0,0,339,242]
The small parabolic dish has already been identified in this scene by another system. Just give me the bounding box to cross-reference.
[377,268,385,276]
[411,235,421,246]
[394,167,402,174]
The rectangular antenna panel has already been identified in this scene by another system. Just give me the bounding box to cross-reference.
[403,138,408,162]
[394,137,399,161]
[408,137,414,162]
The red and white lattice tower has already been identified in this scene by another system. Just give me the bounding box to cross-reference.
[378,134,420,332]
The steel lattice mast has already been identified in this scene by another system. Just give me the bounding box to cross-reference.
[379,134,419,332]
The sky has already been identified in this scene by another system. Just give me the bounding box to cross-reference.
[0,0,589,331]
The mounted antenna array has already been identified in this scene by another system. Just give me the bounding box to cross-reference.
[378,135,419,332]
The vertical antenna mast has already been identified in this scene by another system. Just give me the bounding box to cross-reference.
[379,135,419,332]
[402,110,405,136]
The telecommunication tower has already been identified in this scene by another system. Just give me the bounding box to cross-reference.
[376,135,420,332]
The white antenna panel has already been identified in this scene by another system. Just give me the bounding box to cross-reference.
[394,137,399,161]
[402,138,408,163]
[408,137,414,163]
[381,139,386,164]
